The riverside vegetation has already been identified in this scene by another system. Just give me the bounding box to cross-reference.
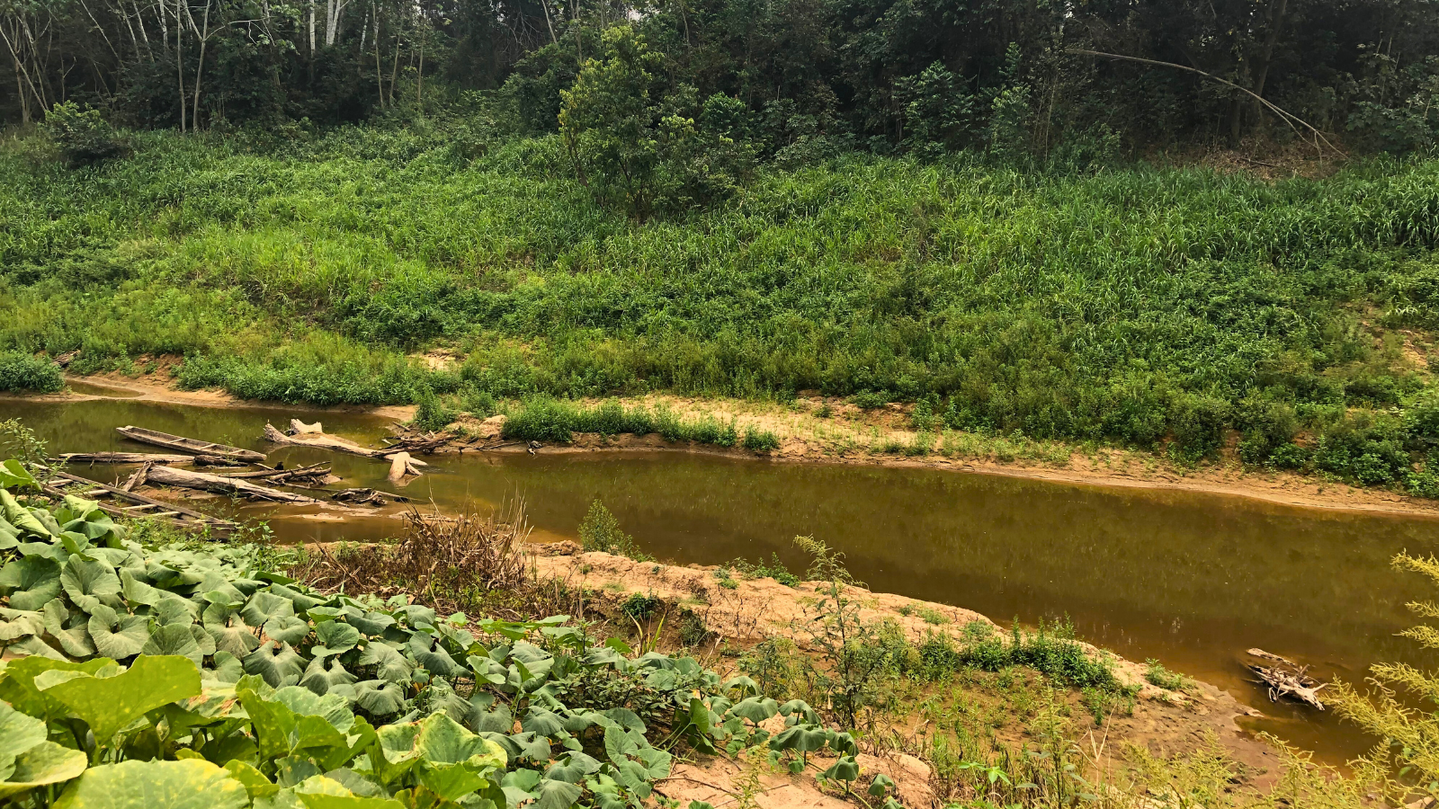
[6,459,1439,807]
[6,123,1439,495]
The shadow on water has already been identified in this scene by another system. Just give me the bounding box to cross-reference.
[9,395,1439,764]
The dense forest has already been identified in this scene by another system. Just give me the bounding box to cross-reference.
[4,0,1439,157]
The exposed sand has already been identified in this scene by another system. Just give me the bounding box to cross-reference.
[16,371,1439,518]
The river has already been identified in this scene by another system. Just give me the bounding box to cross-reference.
[7,390,1439,763]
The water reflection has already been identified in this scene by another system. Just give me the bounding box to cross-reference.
[8,395,1439,762]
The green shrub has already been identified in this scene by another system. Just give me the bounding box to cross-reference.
[1168,393,1229,461]
[0,352,63,393]
[577,499,652,560]
[44,101,126,166]
[412,392,457,431]
[743,428,780,452]
[621,591,664,620]
[850,391,891,410]
[461,385,498,417]
[1144,659,1189,691]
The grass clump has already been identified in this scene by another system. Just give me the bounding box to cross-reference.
[1145,658,1190,691]
[500,396,741,448]
[730,553,801,586]
[0,352,63,393]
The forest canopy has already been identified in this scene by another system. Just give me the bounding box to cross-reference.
[4,0,1439,157]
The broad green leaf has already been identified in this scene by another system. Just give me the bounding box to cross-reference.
[353,680,406,716]
[224,760,279,800]
[52,758,248,809]
[821,755,859,782]
[141,624,204,666]
[300,657,357,696]
[729,697,779,724]
[0,700,48,770]
[0,491,50,537]
[60,556,123,608]
[242,591,296,629]
[265,615,312,646]
[0,657,116,720]
[0,741,88,799]
[532,778,582,809]
[42,599,95,658]
[0,608,44,643]
[314,622,361,655]
[1,557,62,611]
[37,655,202,741]
[207,615,262,658]
[0,461,38,492]
[544,752,600,784]
[244,641,306,687]
[118,570,163,607]
[292,775,404,809]
[408,634,464,678]
[358,642,412,684]
[87,611,151,660]
[769,725,831,754]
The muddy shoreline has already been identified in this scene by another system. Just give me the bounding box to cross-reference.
[16,372,1439,519]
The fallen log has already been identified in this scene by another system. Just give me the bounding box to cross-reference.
[261,423,428,467]
[121,462,151,492]
[116,426,266,463]
[145,465,322,504]
[42,472,237,536]
[1247,648,1326,710]
[219,462,332,481]
[56,452,246,467]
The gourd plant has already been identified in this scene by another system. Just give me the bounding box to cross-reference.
[0,462,866,808]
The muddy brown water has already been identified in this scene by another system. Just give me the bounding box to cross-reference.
[7,392,1439,764]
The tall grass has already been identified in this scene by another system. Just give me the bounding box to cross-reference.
[6,128,1439,485]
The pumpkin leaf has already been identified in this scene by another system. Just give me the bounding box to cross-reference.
[244,641,306,688]
[51,758,248,809]
[0,741,89,799]
[36,654,202,741]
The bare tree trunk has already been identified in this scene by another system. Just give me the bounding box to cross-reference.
[387,27,399,105]
[307,0,315,54]
[1250,0,1289,133]
[372,1,382,108]
[540,0,556,45]
[187,0,210,128]
[175,0,185,131]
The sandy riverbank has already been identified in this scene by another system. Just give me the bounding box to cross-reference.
[9,370,1439,518]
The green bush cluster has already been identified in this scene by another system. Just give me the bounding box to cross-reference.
[0,352,63,393]
[909,621,1123,693]
[44,102,127,166]
[0,466,859,807]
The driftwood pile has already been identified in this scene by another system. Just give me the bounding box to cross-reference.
[50,420,436,522]
[1247,648,1326,710]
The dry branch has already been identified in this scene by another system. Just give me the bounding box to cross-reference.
[1247,648,1326,709]
[261,423,428,467]
[145,465,322,504]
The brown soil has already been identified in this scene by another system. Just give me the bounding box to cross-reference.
[528,548,1285,795]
